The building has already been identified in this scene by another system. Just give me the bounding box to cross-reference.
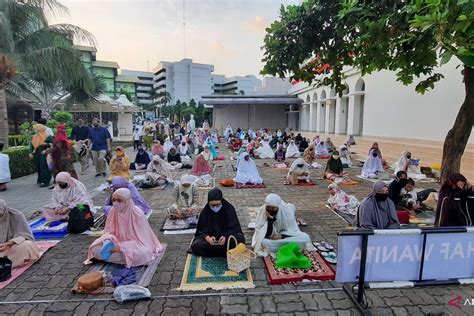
[153,59,214,104]
[121,70,154,107]
[289,60,474,144]
[202,94,302,132]
[211,75,262,95]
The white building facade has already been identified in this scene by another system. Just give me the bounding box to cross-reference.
[212,75,262,95]
[121,69,154,107]
[289,60,474,144]
[153,59,214,104]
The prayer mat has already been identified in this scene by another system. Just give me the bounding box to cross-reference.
[30,217,68,239]
[196,178,216,190]
[409,211,436,226]
[327,179,360,186]
[72,244,167,294]
[287,180,317,186]
[161,216,198,232]
[331,209,356,225]
[0,240,58,289]
[356,175,392,184]
[177,254,254,291]
[263,250,335,285]
[235,182,266,189]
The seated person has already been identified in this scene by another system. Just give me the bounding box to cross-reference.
[178,140,190,157]
[327,184,359,215]
[339,144,352,168]
[287,158,310,185]
[169,174,199,219]
[285,140,301,158]
[234,152,263,184]
[167,147,183,168]
[255,139,274,159]
[42,172,95,221]
[231,138,242,152]
[163,137,174,154]
[369,142,388,168]
[191,152,212,176]
[186,138,196,155]
[86,188,163,268]
[298,137,309,153]
[295,133,303,145]
[146,155,172,186]
[325,138,336,153]
[274,145,287,166]
[303,143,316,164]
[399,178,437,213]
[200,144,212,162]
[347,135,356,146]
[360,149,385,179]
[0,199,41,267]
[190,188,244,257]
[104,176,151,216]
[316,141,329,156]
[108,147,131,181]
[152,140,165,158]
[393,151,426,180]
[355,182,400,229]
[252,194,313,257]
[388,171,408,205]
[130,147,151,171]
[324,151,349,182]
[435,173,474,227]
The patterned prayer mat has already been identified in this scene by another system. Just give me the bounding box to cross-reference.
[72,243,167,295]
[161,216,198,233]
[30,217,68,239]
[263,250,335,285]
[356,175,393,184]
[0,240,59,289]
[177,254,255,291]
[196,178,216,190]
[235,183,266,189]
[294,180,317,186]
[326,179,360,186]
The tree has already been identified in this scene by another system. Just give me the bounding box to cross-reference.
[118,88,132,102]
[0,0,100,146]
[262,0,474,182]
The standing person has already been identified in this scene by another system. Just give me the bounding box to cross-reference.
[37,118,54,137]
[143,120,155,151]
[48,124,78,180]
[71,119,90,175]
[88,118,111,178]
[70,119,90,142]
[29,124,53,187]
[132,127,142,151]
[0,143,10,191]
[190,188,244,257]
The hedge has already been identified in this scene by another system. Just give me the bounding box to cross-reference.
[4,146,36,179]
[8,135,27,147]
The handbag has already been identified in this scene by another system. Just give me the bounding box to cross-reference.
[68,203,94,234]
[226,235,256,273]
[0,257,12,282]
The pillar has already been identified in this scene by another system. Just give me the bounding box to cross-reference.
[308,103,314,131]
[335,97,342,134]
[324,101,331,133]
[347,94,356,135]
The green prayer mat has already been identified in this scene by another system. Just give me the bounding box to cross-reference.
[275,242,312,269]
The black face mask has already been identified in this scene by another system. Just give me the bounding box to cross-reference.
[398,178,408,186]
[372,152,378,157]
[58,183,68,189]
[266,208,279,217]
[297,164,304,168]
[375,193,389,201]
[406,155,412,159]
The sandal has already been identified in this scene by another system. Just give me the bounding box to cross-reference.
[297,218,307,226]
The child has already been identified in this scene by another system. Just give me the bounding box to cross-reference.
[0,143,11,191]
[400,178,420,213]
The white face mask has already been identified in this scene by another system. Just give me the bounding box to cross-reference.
[113,201,126,212]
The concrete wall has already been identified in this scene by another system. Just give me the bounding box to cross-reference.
[289,60,474,143]
[213,104,288,132]
[117,113,134,141]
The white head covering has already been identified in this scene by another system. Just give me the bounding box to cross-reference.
[316,142,328,155]
[285,140,300,158]
[361,149,384,178]
[265,193,282,207]
[234,152,263,184]
[163,137,174,153]
[181,174,196,185]
[256,140,274,159]
[289,158,309,173]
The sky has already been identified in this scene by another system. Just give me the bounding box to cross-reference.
[51,0,299,77]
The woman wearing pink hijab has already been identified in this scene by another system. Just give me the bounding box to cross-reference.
[86,188,163,267]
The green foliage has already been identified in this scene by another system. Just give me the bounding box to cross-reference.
[3,146,36,179]
[261,0,473,94]
[7,135,26,147]
[53,111,73,125]
[20,121,34,143]
[46,119,59,129]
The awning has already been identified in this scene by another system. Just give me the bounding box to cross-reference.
[200,95,303,106]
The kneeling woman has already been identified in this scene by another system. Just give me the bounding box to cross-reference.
[190,188,244,257]
[104,176,151,216]
[287,158,310,185]
[327,184,359,215]
[324,151,349,182]
[234,152,263,185]
[252,194,313,257]
[87,188,163,267]
[0,199,41,267]
[42,172,95,221]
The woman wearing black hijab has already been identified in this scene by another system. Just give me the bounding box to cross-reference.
[435,173,473,227]
[190,188,244,257]
[388,171,408,205]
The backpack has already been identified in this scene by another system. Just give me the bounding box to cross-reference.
[68,203,94,234]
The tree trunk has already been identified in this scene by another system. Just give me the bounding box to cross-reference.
[0,86,9,148]
[440,66,474,183]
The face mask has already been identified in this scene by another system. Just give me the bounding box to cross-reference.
[398,178,408,186]
[58,183,68,189]
[210,205,222,213]
[297,164,304,168]
[406,155,411,159]
[113,201,126,211]
[181,143,186,146]
[244,156,250,161]
[332,155,339,159]
[372,152,378,157]
[375,193,389,201]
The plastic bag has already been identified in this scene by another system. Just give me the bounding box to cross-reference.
[113,285,151,303]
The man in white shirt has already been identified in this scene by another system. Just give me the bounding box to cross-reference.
[0,143,11,191]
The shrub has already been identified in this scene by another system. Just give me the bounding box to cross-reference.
[53,112,73,125]
[46,119,59,129]
[4,146,36,179]
[8,135,26,147]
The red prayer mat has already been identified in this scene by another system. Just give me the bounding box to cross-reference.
[263,250,335,285]
[296,180,317,186]
[235,183,266,189]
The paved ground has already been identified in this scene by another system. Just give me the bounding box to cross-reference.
[0,146,473,315]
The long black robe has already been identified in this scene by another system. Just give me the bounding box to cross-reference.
[190,199,245,257]
[435,186,474,227]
